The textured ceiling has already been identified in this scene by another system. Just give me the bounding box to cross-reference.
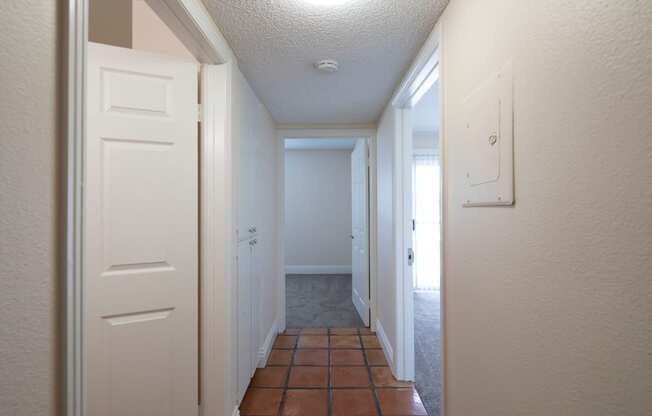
[202,0,448,125]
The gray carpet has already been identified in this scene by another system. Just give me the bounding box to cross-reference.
[286,274,365,328]
[414,290,441,416]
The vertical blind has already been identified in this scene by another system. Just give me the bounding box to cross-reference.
[412,152,441,291]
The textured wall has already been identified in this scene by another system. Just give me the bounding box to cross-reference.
[439,0,652,414]
[284,150,352,270]
[132,0,197,62]
[89,0,132,47]
[0,1,60,415]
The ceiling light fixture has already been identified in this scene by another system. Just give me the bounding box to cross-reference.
[314,59,339,73]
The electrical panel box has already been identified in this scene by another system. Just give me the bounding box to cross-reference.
[461,62,514,207]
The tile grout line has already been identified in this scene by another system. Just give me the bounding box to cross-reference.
[327,328,333,416]
[276,333,298,416]
[360,330,384,416]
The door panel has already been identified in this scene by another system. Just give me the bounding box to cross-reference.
[86,42,198,416]
[351,139,370,326]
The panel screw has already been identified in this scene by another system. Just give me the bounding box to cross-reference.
[489,135,498,146]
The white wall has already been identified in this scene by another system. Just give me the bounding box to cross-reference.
[375,0,652,415]
[413,131,438,151]
[284,149,352,274]
[237,70,280,352]
[0,1,59,414]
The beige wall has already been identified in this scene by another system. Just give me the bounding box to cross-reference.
[89,0,132,48]
[438,0,652,415]
[132,0,197,62]
[0,1,59,415]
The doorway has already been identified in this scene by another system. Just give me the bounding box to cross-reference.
[73,2,239,415]
[410,81,442,416]
[280,135,374,330]
[391,29,443,416]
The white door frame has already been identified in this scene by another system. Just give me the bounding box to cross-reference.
[276,127,378,332]
[63,1,238,415]
[390,20,446,411]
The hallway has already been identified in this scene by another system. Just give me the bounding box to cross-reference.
[239,327,427,416]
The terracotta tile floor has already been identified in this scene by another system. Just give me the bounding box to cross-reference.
[239,327,427,416]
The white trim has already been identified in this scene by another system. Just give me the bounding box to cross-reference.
[277,123,376,131]
[200,63,238,416]
[276,135,287,333]
[146,0,235,64]
[231,407,240,416]
[391,23,447,408]
[278,127,376,139]
[285,265,352,275]
[374,319,394,369]
[399,108,415,381]
[368,135,378,332]
[390,20,445,397]
[64,1,86,415]
[392,25,441,109]
[257,318,279,368]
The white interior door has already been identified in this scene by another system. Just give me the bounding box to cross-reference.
[351,139,370,326]
[86,42,198,416]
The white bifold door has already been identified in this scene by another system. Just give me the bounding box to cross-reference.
[351,139,370,326]
[85,42,199,416]
[237,238,259,401]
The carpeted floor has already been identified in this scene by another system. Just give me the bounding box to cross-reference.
[286,274,365,328]
[414,290,441,416]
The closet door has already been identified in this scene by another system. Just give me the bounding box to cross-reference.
[237,241,253,400]
[250,238,259,368]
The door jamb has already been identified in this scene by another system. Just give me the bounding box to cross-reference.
[275,128,378,332]
[389,20,445,413]
[63,1,236,415]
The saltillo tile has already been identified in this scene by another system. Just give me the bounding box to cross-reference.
[239,388,283,416]
[376,387,427,415]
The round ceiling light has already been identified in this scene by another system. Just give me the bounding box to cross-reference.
[314,59,339,73]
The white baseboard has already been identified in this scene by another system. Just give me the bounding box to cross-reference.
[231,406,240,416]
[375,319,394,369]
[285,265,352,275]
[258,317,279,368]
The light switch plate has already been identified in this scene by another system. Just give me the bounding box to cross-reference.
[461,61,514,207]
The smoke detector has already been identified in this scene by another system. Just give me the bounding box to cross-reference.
[314,59,339,73]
